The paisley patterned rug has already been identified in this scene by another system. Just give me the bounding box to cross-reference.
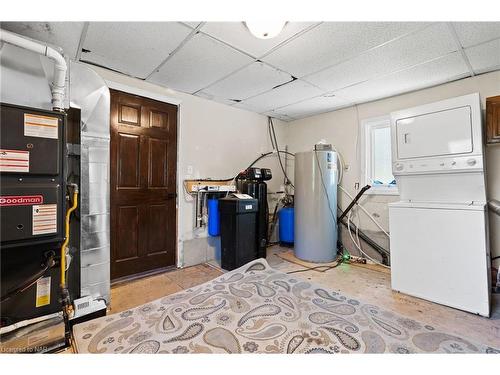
[73,259,499,354]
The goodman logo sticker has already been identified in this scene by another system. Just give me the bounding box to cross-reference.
[0,195,44,207]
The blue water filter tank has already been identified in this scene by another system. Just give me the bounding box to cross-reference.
[208,198,220,236]
[278,207,294,244]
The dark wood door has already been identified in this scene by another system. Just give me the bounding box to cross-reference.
[486,95,500,144]
[110,90,177,280]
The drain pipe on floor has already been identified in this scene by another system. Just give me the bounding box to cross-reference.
[0,28,67,111]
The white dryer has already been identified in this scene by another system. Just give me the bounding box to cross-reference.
[389,93,491,317]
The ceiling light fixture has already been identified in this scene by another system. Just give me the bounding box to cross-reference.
[244,21,287,39]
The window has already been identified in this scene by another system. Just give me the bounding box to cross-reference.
[361,116,398,195]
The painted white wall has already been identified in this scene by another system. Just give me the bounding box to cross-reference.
[285,70,500,259]
[86,65,287,267]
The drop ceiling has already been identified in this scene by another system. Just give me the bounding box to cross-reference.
[2,21,500,121]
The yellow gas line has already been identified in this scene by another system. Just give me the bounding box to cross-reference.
[60,186,78,289]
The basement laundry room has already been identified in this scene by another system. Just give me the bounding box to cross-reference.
[0,1,499,371]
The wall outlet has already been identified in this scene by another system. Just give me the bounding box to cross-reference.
[187,165,194,175]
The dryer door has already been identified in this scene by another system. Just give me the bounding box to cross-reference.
[395,105,473,160]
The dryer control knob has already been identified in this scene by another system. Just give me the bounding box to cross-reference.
[467,158,477,166]
[394,163,404,171]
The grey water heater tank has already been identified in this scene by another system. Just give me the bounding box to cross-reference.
[294,148,338,262]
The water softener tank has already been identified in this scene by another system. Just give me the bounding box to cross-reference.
[278,207,294,244]
[294,147,338,262]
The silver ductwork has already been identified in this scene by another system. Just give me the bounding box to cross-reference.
[69,61,111,304]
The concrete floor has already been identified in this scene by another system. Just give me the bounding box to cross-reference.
[108,263,223,314]
[96,245,499,349]
[263,246,500,349]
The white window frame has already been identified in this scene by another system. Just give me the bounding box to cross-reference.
[360,115,399,195]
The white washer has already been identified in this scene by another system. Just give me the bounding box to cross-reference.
[389,202,490,316]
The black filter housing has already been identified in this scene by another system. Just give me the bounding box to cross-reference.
[0,103,67,326]
[219,197,258,271]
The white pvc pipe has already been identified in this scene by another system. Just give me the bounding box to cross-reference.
[0,311,63,335]
[0,29,67,111]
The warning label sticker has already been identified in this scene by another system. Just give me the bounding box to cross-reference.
[33,204,57,235]
[24,113,59,139]
[36,276,51,307]
[0,149,29,173]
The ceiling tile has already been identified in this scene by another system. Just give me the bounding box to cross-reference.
[334,52,469,104]
[453,22,500,48]
[82,22,192,78]
[148,33,254,94]
[235,79,323,113]
[202,61,292,101]
[274,94,351,119]
[262,111,297,122]
[199,22,317,58]
[262,22,429,77]
[465,38,500,74]
[305,23,457,92]
[1,22,85,59]
[194,91,239,106]
[182,22,203,29]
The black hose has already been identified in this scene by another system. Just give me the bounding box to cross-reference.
[286,257,343,274]
[337,185,371,224]
[268,118,276,149]
[269,117,294,188]
[228,150,295,182]
[267,199,281,242]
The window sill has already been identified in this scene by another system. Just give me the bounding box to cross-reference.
[365,186,399,196]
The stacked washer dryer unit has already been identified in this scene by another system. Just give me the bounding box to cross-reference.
[389,93,491,317]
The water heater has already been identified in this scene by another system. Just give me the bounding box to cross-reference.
[294,147,338,262]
